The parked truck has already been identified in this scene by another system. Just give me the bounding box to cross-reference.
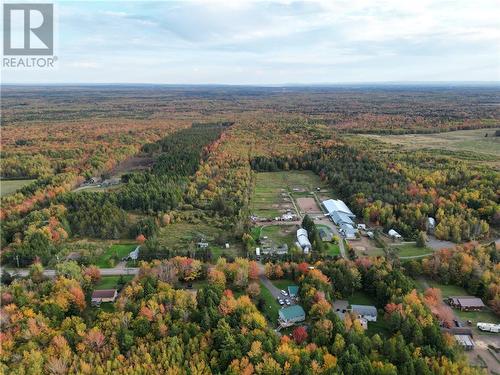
[477,322,500,333]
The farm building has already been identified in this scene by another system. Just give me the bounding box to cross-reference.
[448,296,485,311]
[91,289,118,305]
[287,285,299,297]
[296,228,311,253]
[330,211,354,226]
[279,305,306,325]
[454,335,475,350]
[340,223,358,239]
[351,304,377,322]
[322,199,355,218]
[388,229,402,240]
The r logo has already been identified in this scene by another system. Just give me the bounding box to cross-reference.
[3,3,53,55]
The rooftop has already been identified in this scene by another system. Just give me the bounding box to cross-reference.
[288,285,299,296]
[279,305,305,320]
[322,199,355,217]
[92,289,117,299]
[351,304,377,317]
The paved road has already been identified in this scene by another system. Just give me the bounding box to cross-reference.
[4,267,140,278]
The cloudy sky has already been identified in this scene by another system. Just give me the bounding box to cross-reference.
[3,0,500,84]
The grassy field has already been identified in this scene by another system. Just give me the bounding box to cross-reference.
[260,224,297,247]
[325,243,341,256]
[250,170,331,218]
[0,179,35,196]
[392,243,433,258]
[96,275,134,289]
[95,243,137,268]
[259,281,280,323]
[348,291,376,306]
[417,279,469,297]
[157,222,243,259]
[362,128,500,167]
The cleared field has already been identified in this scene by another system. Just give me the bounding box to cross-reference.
[95,243,137,268]
[250,171,330,218]
[392,243,433,258]
[362,128,500,167]
[0,179,35,196]
[260,224,297,247]
[296,197,321,214]
[157,222,243,259]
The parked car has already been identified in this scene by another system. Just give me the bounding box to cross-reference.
[285,299,291,306]
[278,299,284,305]
[281,290,288,296]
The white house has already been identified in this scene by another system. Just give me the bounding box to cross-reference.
[351,304,377,322]
[91,289,118,305]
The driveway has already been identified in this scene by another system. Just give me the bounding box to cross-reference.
[257,261,284,299]
[426,236,455,251]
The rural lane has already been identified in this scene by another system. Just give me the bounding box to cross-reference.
[3,267,140,278]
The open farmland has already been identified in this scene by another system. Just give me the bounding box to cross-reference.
[250,170,330,218]
[0,179,35,196]
[361,128,500,168]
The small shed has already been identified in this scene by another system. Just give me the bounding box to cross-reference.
[454,335,475,350]
[287,285,299,297]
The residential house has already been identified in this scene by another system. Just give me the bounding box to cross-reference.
[279,305,306,326]
[351,304,377,322]
[91,289,118,306]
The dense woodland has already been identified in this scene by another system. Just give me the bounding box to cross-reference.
[0,257,482,374]
[251,138,498,242]
[1,86,499,374]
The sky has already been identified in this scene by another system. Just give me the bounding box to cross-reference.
[3,0,500,84]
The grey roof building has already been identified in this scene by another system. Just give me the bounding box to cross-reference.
[351,304,377,321]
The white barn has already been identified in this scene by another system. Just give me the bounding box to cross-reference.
[296,228,311,254]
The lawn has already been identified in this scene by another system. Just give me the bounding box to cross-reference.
[95,243,137,268]
[392,243,433,258]
[157,222,244,259]
[96,275,134,289]
[271,278,296,290]
[421,279,469,297]
[348,291,376,306]
[259,281,280,323]
[325,243,341,256]
[260,224,297,247]
[0,179,35,196]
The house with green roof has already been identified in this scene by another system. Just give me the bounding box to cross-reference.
[278,305,305,325]
[287,285,299,297]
